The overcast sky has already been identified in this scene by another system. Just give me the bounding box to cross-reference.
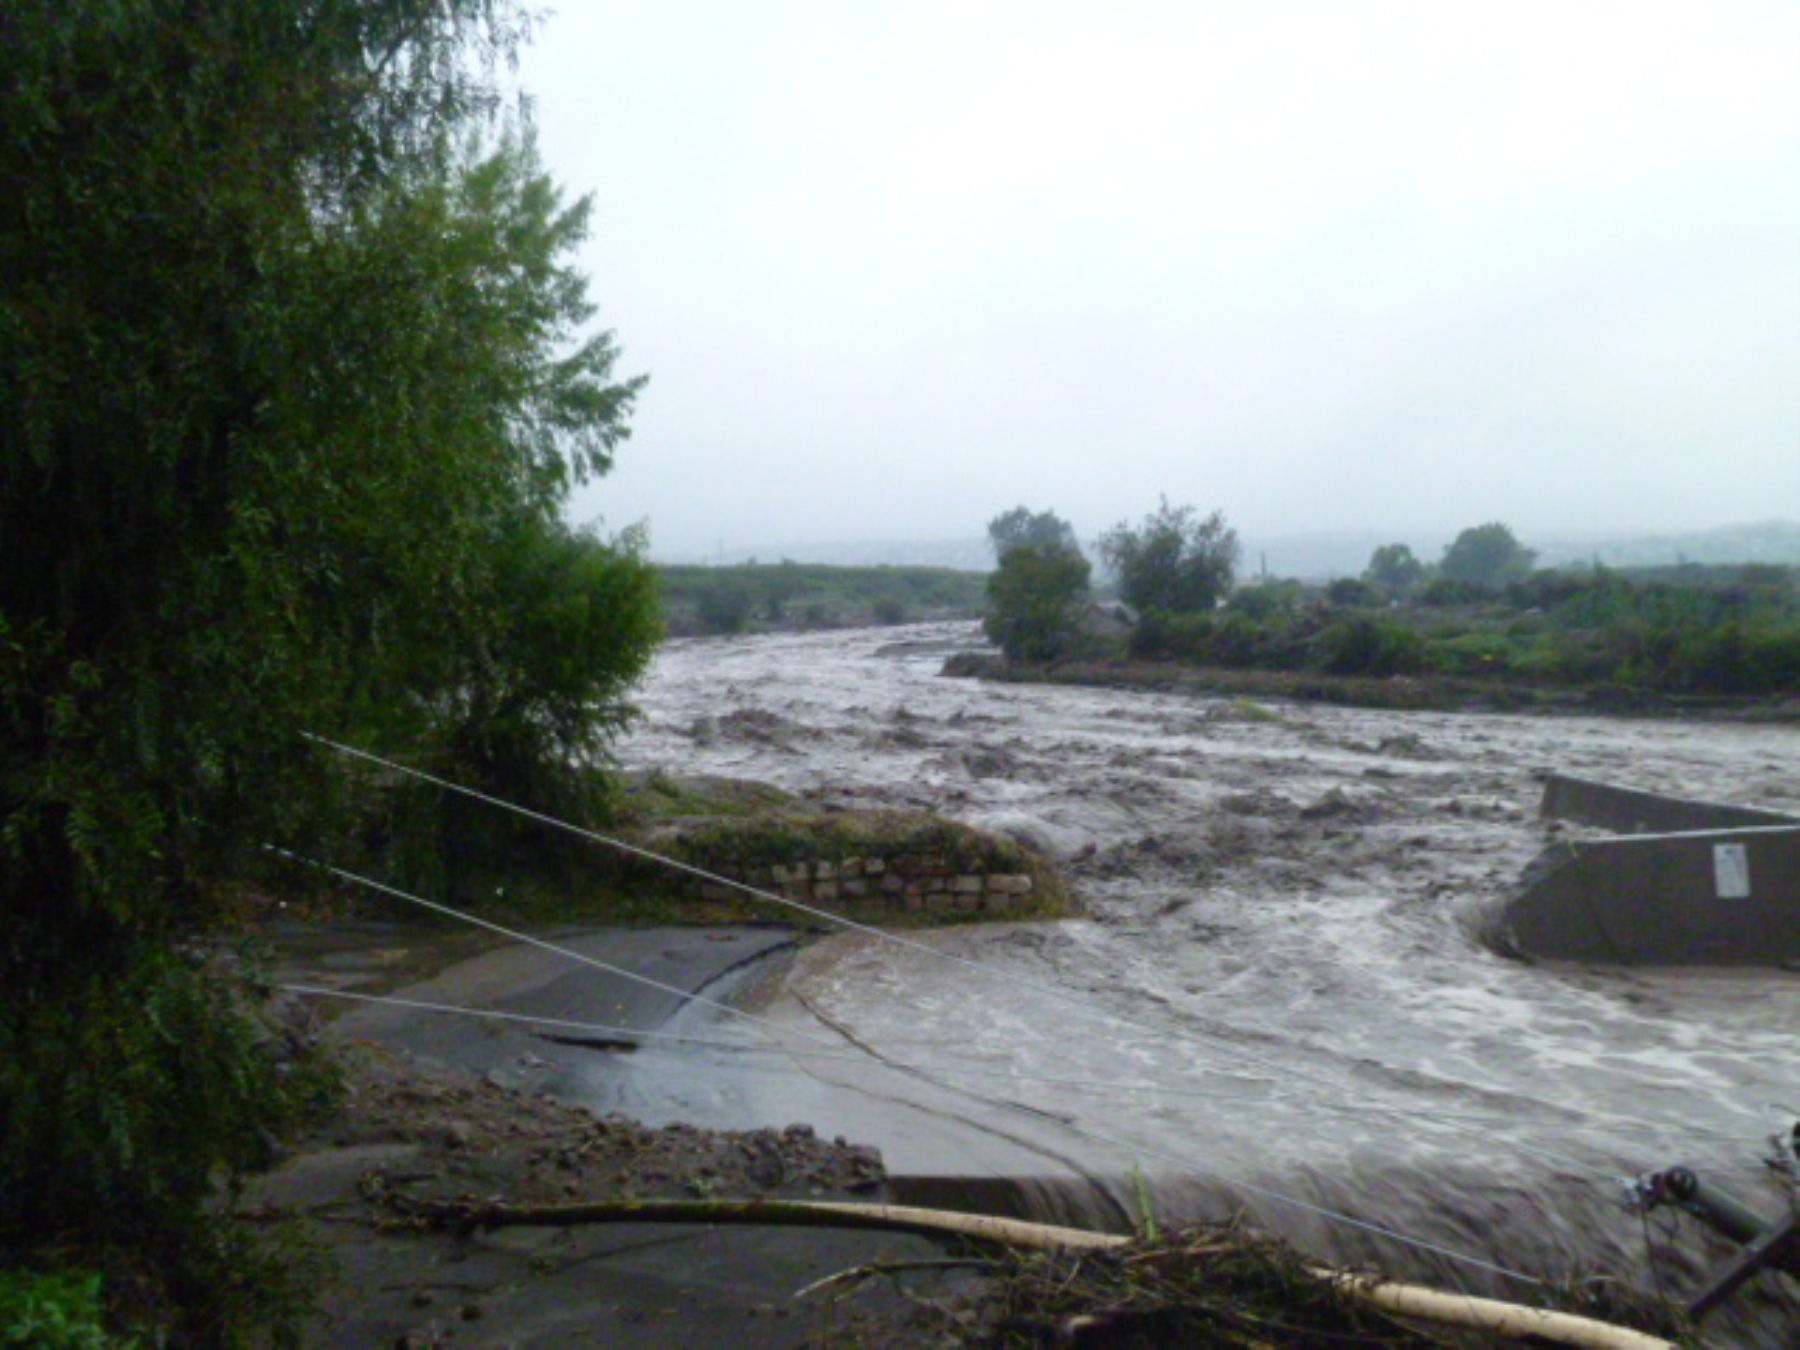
[518,1,1800,561]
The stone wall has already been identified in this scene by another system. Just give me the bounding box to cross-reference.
[693,850,1043,918]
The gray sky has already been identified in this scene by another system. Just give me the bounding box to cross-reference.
[519,1,1800,561]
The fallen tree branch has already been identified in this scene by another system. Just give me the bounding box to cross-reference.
[1320,1274,1675,1350]
[399,1195,1122,1250]
[393,1193,1676,1350]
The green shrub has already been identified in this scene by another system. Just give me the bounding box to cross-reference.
[1429,629,1514,676]
[695,583,752,634]
[0,945,335,1341]
[1505,634,1568,683]
[1677,621,1800,695]
[0,1268,110,1350]
[1419,576,1485,606]
[872,596,908,625]
[1101,500,1239,618]
[1200,612,1267,667]
[1324,577,1378,608]
[1742,625,1800,693]
[1363,542,1425,596]
[1229,580,1302,620]
[1149,612,1214,660]
[1323,616,1426,676]
[1504,570,1589,611]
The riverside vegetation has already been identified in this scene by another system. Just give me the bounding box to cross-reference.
[2,3,662,1340]
[980,508,1800,713]
[0,8,1051,1339]
[658,561,986,635]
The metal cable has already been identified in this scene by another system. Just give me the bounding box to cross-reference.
[270,851,1550,1286]
[297,732,1756,1167]
[277,980,1701,1148]
[263,847,844,1053]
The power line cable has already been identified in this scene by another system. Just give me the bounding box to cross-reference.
[281,980,1718,1153]
[263,847,844,1054]
[296,732,1757,1165]
[269,855,1543,1287]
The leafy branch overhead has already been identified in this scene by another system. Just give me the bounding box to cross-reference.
[1,1,657,1337]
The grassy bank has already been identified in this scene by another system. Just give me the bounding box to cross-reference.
[307,769,1073,930]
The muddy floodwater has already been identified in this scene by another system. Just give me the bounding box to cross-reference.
[601,622,1797,1327]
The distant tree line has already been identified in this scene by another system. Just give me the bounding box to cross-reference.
[980,506,1799,698]
[659,562,986,635]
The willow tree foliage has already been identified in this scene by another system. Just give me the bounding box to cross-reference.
[984,543,1094,664]
[1101,498,1240,618]
[986,506,1081,560]
[0,0,652,1330]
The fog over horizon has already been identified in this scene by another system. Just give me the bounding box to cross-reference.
[521,2,1800,561]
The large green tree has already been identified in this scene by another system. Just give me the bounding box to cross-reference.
[984,542,1092,663]
[987,505,1080,559]
[1100,498,1240,617]
[0,1,650,1331]
[1439,522,1536,588]
[1364,542,1425,596]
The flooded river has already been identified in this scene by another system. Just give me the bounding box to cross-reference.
[609,622,1798,1330]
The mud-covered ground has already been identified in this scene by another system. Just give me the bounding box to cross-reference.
[249,924,977,1347]
[248,1040,1689,1349]
[242,1036,968,1347]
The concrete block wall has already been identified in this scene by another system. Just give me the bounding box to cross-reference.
[692,850,1041,918]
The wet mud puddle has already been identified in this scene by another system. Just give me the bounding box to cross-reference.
[605,623,1797,1324]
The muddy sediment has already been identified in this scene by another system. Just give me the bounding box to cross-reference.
[257,926,967,1346]
[242,1039,955,1347]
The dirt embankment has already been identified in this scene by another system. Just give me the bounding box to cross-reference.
[944,651,1800,722]
[244,1036,1687,1350]
[248,919,1018,1347]
[240,1039,945,1347]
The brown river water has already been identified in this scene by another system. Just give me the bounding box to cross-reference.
[579,621,1800,1335]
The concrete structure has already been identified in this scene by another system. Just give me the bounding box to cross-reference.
[1539,773,1797,835]
[1479,778,1800,966]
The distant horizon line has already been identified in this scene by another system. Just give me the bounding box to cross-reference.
[634,517,1800,567]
